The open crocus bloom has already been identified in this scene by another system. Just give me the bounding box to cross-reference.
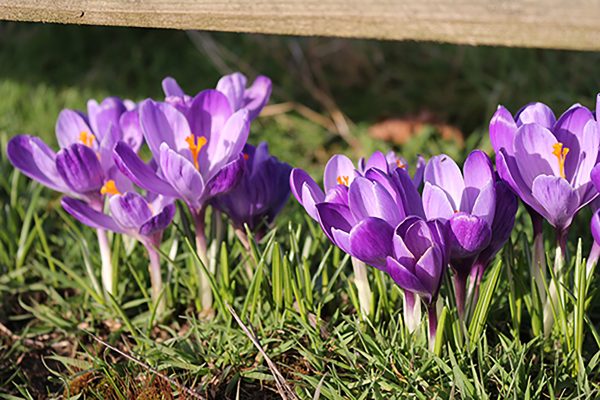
[490,100,600,232]
[385,217,448,304]
[114,91,250,213]
[423,151,496,268]
[62,192,175,245]
[7,97,142,203]
[162,72,272,121]
[212,142,292,236]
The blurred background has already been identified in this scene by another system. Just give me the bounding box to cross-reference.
[2,22,600,173]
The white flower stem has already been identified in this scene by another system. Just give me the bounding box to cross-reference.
[194,208,213,315]
[96,228,114,296]
[145,242,165,316]
[586,241,600,280]
[543,231,567,337]
[351,257,372,320]
[403,291,421,333]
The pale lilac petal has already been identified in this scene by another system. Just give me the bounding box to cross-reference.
[87,97,126,141]
[571,120,599,188]
[119,109,144,152]
[159,143,205,208]
[61,197,124,233]
[139,99,191,157]
[531,175,580,230]
[348,217,394,269]
[348,177,401,225]
[324,184,349,207]
[290,168,325,220]
[140,203,176,236]
[56,109,93,149]
[162,77,185,98]
[514,123,560,186]
[109,192,153,232]
[515,103,556,129]
[216,72,247,111]
[113,142,178,197]
[496,149,542,211]
[592,164,600,192]
[422,182,454,220]
[424,154,464,208]
[323,155,356,193]
[364,151,388,172]
[554,104,594,139]
[489,105,517,154]
[187,89,233,142]
[413,155,426,188]
[461,150,494,212]
[331,229,351,254]
[471,181,496,226]
[414,246,443,297]
[244,75,272,120]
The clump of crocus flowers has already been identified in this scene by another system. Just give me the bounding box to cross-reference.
[7,73,600,352]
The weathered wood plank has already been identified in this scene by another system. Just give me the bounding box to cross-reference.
[0,1,599,51]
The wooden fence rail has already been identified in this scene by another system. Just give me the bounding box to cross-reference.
[0,1,599,51]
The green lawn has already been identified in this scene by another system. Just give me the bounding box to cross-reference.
[0,22,599,399]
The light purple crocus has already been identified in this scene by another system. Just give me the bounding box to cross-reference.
[162,72,272,120]
[7,97,143,295]
[62,192,175,313]
[490,100,600,239]
[212,142,292,240]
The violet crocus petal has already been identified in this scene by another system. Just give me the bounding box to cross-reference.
[348,217,394,270]
[61,197,125,233]
[290,168,325,220]
[394,168,426,218]
[56,109,93,149]
[591,209,600,245]
[162,76,186,98]
[119,109,144,153]
[204,154,245,198]
[571,120,599,188]
[471,181,496,226]
[87,97,126,141]
[413,155,426,188]
[7,135,68,193]
[199,109,250,180]
[331,228,351,254]
[496,149,542,211]
[323,155,356,193]
[159,143,205,208]
[591,164,600,192]
[386,256,429,299]
[216,72,248,111]
[424,154,464,209]
[414,246,443,298]
[448,212,491,259]
[531,175,579,229]
[139,99,191,157]
[515,102,556,129]
[348,177,402,225]
[140,203,176,237]
[554,104,594,139]
[187,89,233,143]
[108,192,153,232]
[553,105,595,181]
[461,150,494,212]
[324,184,349,207]
[244,75,272,120]
[422,182,454,220]
[478,181,517,265]
[113,141,178,197]
[315,202,355,246]
[514,123,560,186]
[56,144,104,194]
[489,105,517,154]
[364,151,388,173]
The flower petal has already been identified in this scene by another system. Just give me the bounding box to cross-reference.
[424,154,464,209]
[571,120,599,188]
[108,192,153,233]
[56,109,93,149]
[159,143,206,208]
[386,257,429,298]
[514,123,559,186]
[348,217,394,270]
[531,175,580,230]
[515,102,556,129]
[290,169,325,221]
[422,182,454,220]
[139,99,191,158]
[489,105,517,154]
[471,181,496,226]
[162,76,185,98]
[61,197,124,233]
[244,75,272,120]
[448,212,491,259]
[56,144,105,194]
[315,202,354,246]
[348,177,402,225]
[119,109,144,153]
[461,150,494,212]
[140,203,176,236]
[323,155,356,193]
[216,72,248,111]
[187,89,233,142]
[204,154,245,197]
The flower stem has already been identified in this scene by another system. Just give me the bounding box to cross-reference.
[144,242,165,316]
[452,269,468,320]
[427,303,438,352]
[543,229,568,337]
[96,228,114,296]
[351,257,372,320]
[193,208,213,315]
[530,213,546,305]
[403,291,421,333]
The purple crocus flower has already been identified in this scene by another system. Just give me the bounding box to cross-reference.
[384,151,426,187]
[490,100,600,237]
[7,97,143,295]
[162,72,272,120]
[62,192,175,313]
[212,142,292,239]
[385,216,448,350]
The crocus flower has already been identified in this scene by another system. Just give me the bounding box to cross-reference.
[162,72,272,120]
[7,97,143,295]
[422,150,496,317]
[384,151,426,187]
[490,100,600,237]
[62,192,175,314]
[385,216,448,350]
[212,142,292,239]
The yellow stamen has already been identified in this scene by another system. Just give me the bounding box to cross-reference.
[243,153,250,161]
[552,142,570,179]
[336,175,350,186]
[100,180,121,196]
[79,131,94,147]
[396,159,406,169]
[185,134,207,170]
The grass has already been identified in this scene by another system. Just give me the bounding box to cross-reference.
[0,22,600,399]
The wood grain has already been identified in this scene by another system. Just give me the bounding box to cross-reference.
[0,1,599,50]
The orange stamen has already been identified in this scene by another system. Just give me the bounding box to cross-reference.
[185,134,207,170]
[243,153,250,161]
[100,180,121,196]
[396,159,406,169]
[79,131,94,147]
[552,142,570,179]
[336,175,350,186]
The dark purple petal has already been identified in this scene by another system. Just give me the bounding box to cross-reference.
[448,212,491,259]
[386,257,430,299]
[113,141,178,197]
[244,75,272,120]
[348,217,394,270]
[413,155,426,188]
[56,144,104,194]
[205,154,245,197]
[61,197,124,233]
[290,168,325,221]
[315,202,355,247]
[591,209,600,246]
[140,203,176,236]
